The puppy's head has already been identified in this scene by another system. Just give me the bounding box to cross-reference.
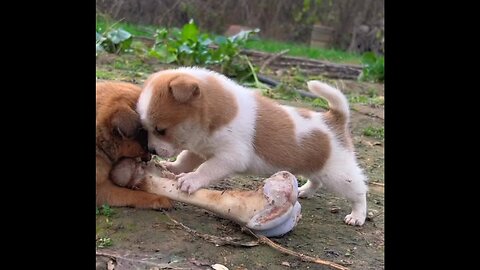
[96,82,151,163]
[137,71,204,158]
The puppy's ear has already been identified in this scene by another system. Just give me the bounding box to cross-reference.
[169,77,200,103]
[111,107,141,139]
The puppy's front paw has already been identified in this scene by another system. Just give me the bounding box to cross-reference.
[160,160,183,175]
[344,213,366,226]
[152,196,174,210]
[177,172,208,194]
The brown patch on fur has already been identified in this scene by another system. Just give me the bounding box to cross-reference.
[296,108,312,119]
[145,71,238,143]
[253,94,331,174]
[96,81,172,209]
[323,111,354,151]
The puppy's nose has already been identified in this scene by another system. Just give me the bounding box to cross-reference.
[141,152,152,162]
[148,147,157,156]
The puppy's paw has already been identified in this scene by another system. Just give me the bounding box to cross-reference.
[136,195,173,210]
[344,213,366,226]
[160,160,184,175]
[151,196,174,210]
[177,172,208,194]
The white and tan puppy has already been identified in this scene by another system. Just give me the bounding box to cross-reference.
[137,67,368,226]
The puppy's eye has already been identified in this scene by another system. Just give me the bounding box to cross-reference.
[112,127,122,138]
[155,127,166,136]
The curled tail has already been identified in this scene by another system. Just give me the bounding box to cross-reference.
[307,80,350,119]
[307,80,353,150]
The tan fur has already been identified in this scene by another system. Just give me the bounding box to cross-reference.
[145,72,238,141]
[296,108,312,119]
[96,81,172,209]
[323,111,353,150]
[254,94,331,174]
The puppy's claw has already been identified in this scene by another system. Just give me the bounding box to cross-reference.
[177,172,204,194]
[344,213,365,226]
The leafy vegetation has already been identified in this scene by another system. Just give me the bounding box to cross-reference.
[359,52,384,83]
[149,20,260,81]
[96,204,115,218]
[96,237,113,248]
[362,126,384,140]
[96,22,133,55]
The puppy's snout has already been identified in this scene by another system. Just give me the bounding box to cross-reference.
[136,128,149,152]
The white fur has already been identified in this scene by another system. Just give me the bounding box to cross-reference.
[139,67,368,226]
[137,85,153,124]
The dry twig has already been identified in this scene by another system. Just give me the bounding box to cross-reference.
[369,182,384,187]
[260,49,290,72]
[164,212,259,247]
[96,250,188,269]
[243,228,350,270]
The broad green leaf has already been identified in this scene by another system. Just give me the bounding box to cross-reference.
[179,44,194,54]
[182,21,199,41]
[107,28,132,44]
[199,36,213,46]
[96,32,105,42]
[229,28,260,43]
[214,36,228,45]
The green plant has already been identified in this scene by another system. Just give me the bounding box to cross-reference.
[96,22,133,55]
[149,20,260,81]
[96,237,113,248]
[362,126,384,140]
[96,204,115,217]
[359,52,384,83]
[348,94,384,106]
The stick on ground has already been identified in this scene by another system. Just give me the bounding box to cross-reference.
[164,211,349,270]
[243,228,350,270]
[164,212,259,247]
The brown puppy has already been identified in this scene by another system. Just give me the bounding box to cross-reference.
[96,81,172,209]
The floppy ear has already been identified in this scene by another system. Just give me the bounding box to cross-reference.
[111,107,141,139]
[169,76,200,103]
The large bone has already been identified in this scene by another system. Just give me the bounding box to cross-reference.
[111,159,302,237]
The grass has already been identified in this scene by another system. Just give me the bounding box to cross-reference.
[96,237,113,248]
[96,204,115,218]
[347,88,384,106]
[245,39,362,65]
[96,19,156,37]
[362,126,384,140]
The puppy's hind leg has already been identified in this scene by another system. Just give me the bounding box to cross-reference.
[298,177,323,198]
[96,181,173,210]
[318,167,368,226]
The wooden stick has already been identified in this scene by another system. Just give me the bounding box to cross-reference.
[164,212,259,247]
[260,49,290,72]
[96,250,188,269]
[369,182,384,187]
[243,228,350,270]
[163,212,348,269]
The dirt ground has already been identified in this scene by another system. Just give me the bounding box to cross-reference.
[96,56,384,270]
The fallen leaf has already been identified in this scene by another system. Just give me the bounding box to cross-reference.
[211,263,229,270]
[330,207,340,213]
